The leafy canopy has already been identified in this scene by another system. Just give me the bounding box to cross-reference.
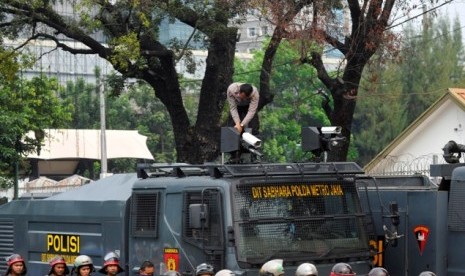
[0,76,72,176]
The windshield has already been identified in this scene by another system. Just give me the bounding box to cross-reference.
[232,180,369,264]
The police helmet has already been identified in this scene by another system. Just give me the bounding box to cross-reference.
[73,255,94,274]
[163,271,182,276]
[418,272,436,276]
[330,263,355,276]
[48,255,70,275]
[215,269,235,276]
[259,259,284,276]
[195,263,215,276]
[5,254,27,276]
[295,263,318,276]
[98,251,124,274]
[368,267,389,276]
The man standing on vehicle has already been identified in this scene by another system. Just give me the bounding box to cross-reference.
[227,82,260,135]
[226,82,260,163]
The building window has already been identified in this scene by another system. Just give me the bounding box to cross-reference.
[261,26,268,36]
[247,27,257,38]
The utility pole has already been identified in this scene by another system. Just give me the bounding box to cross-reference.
[13,161,18,200]
[99,77,109,179]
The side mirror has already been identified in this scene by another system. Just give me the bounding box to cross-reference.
[189,203,209,228]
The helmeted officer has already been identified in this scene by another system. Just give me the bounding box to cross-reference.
[215,270,235,276]
[329,263,355,276]
[368,267,389,276]
[195,263,215,276]
[98,252,124,275]
[4,254,27,276]
[72,255,94,276]
[163,271,182,276]
[296,263,318,276]
[259,259,284,276]
[48,255,70,276]
[418,272,436,276]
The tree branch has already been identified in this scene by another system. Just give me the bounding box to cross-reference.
[347,0,361,32]
[0,2,111,58]
[308,51,337,90]
[379,0,395,27]
[176,26,198,62]
[316,88,333,118]
[0,18,30,28]
[33,33,99,54]
[156,0,205,32]
[367,0,383,20]
[258,0,314,110]
[140,49,173,57]
[324,31,347,55]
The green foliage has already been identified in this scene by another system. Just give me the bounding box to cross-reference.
[397,16,465,123]
[354,15,465,166]
[0,48,20,82]
[59,76,178,167]
[354,58,407,165]
[0,0,255,163]
[0,176,14,189]
[121,82,177,163]
[60,78,99,128]
[0,75,73,174]
[109,33,142,71]
[0,46,36,82]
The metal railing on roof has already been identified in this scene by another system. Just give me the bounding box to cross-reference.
[136,162,364,179]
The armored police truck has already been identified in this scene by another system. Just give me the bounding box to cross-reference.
[0,162,372,276]
[357,161,465,276]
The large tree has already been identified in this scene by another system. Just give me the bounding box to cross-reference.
[293,0,402,161]
[353,15,465,165]
[0,0,315,163]
[237,0,432,161]
[1,0,441,163]
[0,0,238,163]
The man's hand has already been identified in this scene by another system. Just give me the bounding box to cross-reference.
[234,122,243,133]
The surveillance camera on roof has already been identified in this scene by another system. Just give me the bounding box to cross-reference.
[242,132,261,148]
[321,126,341,135]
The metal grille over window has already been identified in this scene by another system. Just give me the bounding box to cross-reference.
[448,179,465,231]
[131,192,159,237]
[183,191,223,246]
[183,190,224,269]
[0,219,14,272]
[232,181,369,263]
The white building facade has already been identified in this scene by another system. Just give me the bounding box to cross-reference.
[365,88,465,177]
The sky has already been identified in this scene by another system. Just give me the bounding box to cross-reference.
[389,0,465,40]
[443,0,465,38]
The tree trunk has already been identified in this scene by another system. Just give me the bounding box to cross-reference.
[259,28,282,110]
[326,56,364,162]
[142,52,192,162]
[143,29,237,164]
[191,29,238,162]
